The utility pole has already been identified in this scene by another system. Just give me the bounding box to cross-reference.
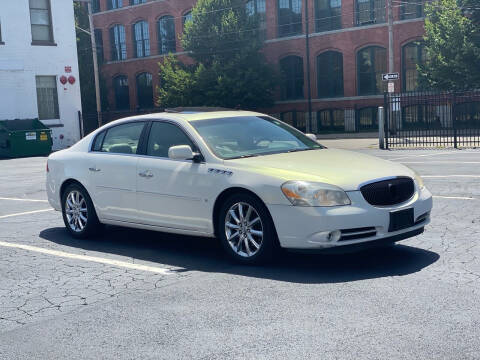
[304,0,313,132]
[387,0,395,135]
[75,0,102,127]
[387,0,394,88]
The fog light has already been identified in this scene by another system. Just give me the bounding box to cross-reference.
[327,230,341,242]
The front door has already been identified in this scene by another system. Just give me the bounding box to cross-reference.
[136,121,211,233]
[89,121,146,222]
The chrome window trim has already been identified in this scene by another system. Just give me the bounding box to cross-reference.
[88,118,206,163]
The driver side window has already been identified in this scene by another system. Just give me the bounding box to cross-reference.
[146,122,196,158]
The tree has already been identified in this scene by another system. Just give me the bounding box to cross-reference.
[156,0,278,110]
[419,0,480,90]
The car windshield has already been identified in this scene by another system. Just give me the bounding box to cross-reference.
[190,116,324,160]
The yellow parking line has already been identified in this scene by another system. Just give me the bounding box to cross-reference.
[0,197,49,203]
[0,209,54,219]
[0,241,171,275]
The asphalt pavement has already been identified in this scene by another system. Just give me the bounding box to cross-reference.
[0,143,479,359]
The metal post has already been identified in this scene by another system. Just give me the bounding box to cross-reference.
[384,93,389,149]
[86,1,102,127]
[387,0,394,93]
[304,0,313,132]
[388,0,394,73]
[78,110,84,138]
[378,106,385,149]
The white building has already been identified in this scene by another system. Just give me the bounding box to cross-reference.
[0,0,82,150]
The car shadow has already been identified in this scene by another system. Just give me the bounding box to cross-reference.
[40,226,440,284]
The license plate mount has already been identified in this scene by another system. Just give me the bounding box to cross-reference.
[389,208,414,232]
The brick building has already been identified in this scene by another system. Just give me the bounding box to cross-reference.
[91,0,426,133]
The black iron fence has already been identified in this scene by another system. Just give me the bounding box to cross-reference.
[385,90,480,149]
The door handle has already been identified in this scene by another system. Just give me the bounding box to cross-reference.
[139,170,153,178]
[89,167,101,172]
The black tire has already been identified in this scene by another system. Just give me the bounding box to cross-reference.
[217,193,277,265]
[61,183,101,239]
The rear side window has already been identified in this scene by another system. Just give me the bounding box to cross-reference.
[100,122,145,154]
[92,131,106,151]
[146,122,196,158]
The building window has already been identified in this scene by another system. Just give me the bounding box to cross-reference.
[130,0,146,5]
[246,0,267,39]
[357,107,378,131]
[29,0,54,44]
[158,16,176,54]
[357,46,386,95]
[455,102,480,129]
[317,109,345,132]
[114,75,130,110]
[402,41,426,91]
[35,76,59,120]
[92,0,100,13]
[280,111,306,132]
[136,73,154,109]
[110,24,126,61]
[401,0,424,20]
[280,56,304,100]
[355,0,385,26]
[317,51,343,98]
[402,105,437,129]
[133,21,150,58]
[94,29,104,64]
[315,0,341,32]
[278,0,302,37]
[108,0,123,10]
[183,11,193,28]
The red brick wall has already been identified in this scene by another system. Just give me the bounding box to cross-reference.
[92,0,425,115]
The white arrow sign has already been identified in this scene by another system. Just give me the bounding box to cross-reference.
[382,73,400,81]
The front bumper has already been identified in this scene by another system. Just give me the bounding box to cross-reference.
[267,187,432,250]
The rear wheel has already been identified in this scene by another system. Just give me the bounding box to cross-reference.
[218,193,277,265]
[61,183,101,238]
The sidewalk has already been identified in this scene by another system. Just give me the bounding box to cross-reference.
[317,138,380,150]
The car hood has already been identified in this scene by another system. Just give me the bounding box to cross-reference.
[226,148,414,191]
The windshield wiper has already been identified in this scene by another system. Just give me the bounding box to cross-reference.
[228,154,260,159]
[286,148,319,153]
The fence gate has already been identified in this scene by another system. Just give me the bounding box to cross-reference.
[384,90,480,149]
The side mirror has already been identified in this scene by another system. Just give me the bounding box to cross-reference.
[168,145,194,160]
[305,133,318,142]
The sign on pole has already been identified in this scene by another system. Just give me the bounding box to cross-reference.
[382,73,399,81]
[388,82,395,93]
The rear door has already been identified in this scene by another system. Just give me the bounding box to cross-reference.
[89,121,147,222]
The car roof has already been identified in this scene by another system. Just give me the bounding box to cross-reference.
[111,110,266,125]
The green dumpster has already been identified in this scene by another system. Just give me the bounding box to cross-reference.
[0,119,53,158]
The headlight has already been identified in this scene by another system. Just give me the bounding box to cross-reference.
[412,170,425,190]
[281,181,351,207]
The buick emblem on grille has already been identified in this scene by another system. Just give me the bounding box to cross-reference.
[388,182,398,198]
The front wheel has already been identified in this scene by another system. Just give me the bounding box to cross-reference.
[218,193,277,265]
[61,183,101,239]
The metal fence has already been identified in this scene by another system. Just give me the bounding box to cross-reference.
[384,90,480,149]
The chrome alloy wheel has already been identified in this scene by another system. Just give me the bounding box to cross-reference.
[65,190,88,233]
[225,202,264,258]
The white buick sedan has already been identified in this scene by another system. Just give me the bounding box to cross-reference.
[47,110,432,264]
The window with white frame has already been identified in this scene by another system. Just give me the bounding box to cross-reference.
[29,0,54,43]
[36,76,59,120]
